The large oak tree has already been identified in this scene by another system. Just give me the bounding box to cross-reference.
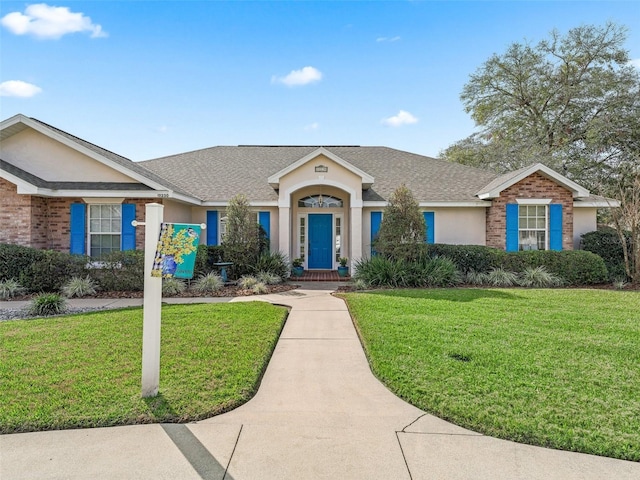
[442,22,640,194]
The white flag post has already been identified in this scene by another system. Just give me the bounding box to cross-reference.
[140,203,163,397]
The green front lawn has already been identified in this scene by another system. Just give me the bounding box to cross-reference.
[340,289,640,461]
[0,302,287,433]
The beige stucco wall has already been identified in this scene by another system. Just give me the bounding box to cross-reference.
[430,207,487,245]
[573,207,597,249]
[361,206,488,258]
[1,129,137,183]
[163,200,193,223]
[278,154,363,202]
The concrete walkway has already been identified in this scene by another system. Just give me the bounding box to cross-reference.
[2,285,639,479]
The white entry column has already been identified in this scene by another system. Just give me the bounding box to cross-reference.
[350,204,362,270]
[278,206,291,261]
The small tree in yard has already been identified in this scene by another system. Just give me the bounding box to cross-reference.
[222,194,261,277]
[374,185,426,261]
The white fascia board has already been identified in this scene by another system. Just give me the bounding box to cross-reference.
[478,163,590,200]
[267,147,375,188]
[363,200,491,208]
[9,117,171,192]
[574,200,620,208]
[37,189,173,198]
[516,198,552,205]
[419,201,491,208]
[201,200,278,207]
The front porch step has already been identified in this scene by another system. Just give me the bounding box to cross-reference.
[293,270,351,282]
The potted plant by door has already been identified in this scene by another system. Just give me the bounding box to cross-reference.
[292,258,304,277]
[337,257,349,277]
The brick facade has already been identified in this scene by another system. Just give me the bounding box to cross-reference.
[486,172,574,250]
[0,178,158,253]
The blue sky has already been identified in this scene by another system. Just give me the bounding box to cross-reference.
[1,1,639,161]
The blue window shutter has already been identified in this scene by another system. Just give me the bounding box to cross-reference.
[370,211,382,255]
[423,212,435,244]
[259,211,270,240]
[206,211,219,245]
[505,203,519,252]
[70,203,86,255]
[121,203,136,251]
[549,204,563,251]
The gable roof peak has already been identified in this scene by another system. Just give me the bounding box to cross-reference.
[267,147,375,189]
[477,162,590,199]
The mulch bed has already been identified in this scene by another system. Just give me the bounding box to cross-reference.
[5,283,299,302]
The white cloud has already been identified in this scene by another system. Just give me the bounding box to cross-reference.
[1,3,107,39]
[304,122,319,131]
[155,125,169,133]
[0,80,43,97]
[272,66,323,87]
[382,110,419,127]
[376,36,401,43]
[629,59,640,69]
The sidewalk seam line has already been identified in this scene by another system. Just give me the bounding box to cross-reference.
[224,424,243,480]
[395,430,414,480]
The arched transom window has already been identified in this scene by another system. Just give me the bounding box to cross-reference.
[298,195,343,208]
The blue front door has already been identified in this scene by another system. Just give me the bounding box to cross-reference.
[308,214,332,269]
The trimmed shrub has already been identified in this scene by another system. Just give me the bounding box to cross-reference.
[252,282,268,294]
[193,245,211,278]
[501,250,607,286]
[222,194,261,278]
[0,244,44,283]
[162,277,186,296]
[0,279,25,300]
[518,266,564,288]
[256,272,281,285]
[253,251,289,280]
[89,250,145,291]
[485,268,519,287]
[239,275,259,289]
[62,276,97,298]
[192,272,224,293]
[19,250,86,293]
[427,244,505,273]
[354,255,408,287]
[355,254,461,288]
[465,270,489,286]
[352,278,370,290]
[28,293,67,317]
[581,228,631,280]
[373,185,427,261]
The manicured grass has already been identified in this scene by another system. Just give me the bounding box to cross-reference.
[340,289,640,461]
[0,302,287,433]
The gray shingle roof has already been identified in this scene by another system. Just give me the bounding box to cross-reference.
[1,159,153,191]
[140,146,500,203]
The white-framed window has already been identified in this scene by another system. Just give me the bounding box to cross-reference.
[335,215,342,263]
[298,194,343,208]
[298,215,306,261]
[219,216,228,244]
[89,204,122,258]
[518,205,548,251]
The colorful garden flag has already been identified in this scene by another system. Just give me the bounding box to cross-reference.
[151,223,201,279]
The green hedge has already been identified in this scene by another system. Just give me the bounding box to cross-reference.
[501,250,608,286]
[581,229,631,280]
[427,244,504,273]
[18,250,86,293]
[0,244,45,283]
[425,244,608,286]
[88,250,144,291]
